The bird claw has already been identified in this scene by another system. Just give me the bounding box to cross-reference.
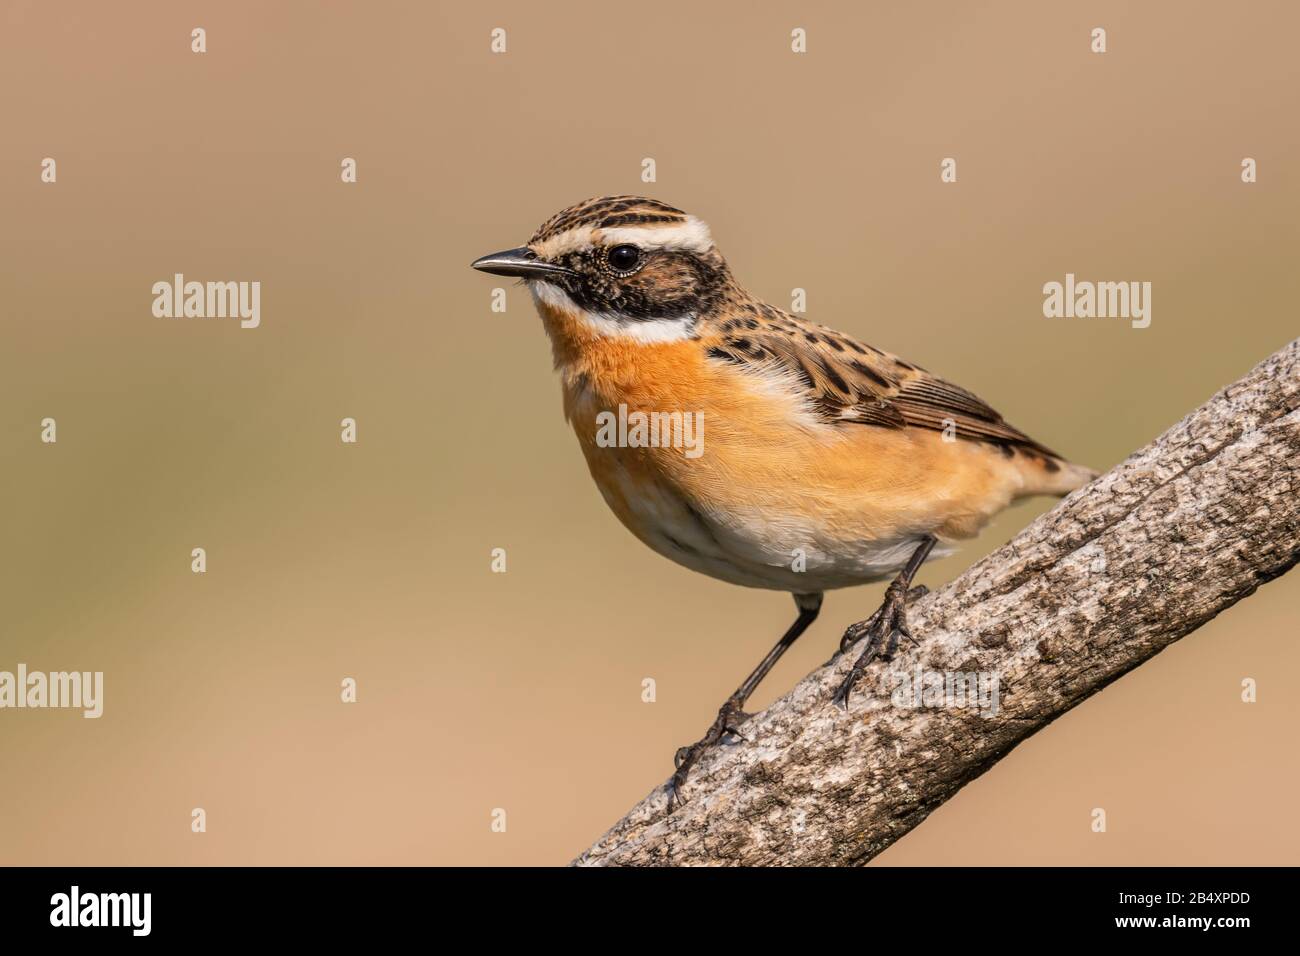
[723,721,751,742]
[832,580,920,710]
[839,609,881,655]
[668,696,751,810]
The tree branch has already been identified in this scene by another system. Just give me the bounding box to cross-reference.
[575,339,1300,866]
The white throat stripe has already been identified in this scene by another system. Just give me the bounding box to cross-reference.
[529,282,694,343]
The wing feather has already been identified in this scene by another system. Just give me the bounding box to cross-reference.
[705,312,1060,458]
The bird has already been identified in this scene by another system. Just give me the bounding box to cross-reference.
[471,195,1096,805]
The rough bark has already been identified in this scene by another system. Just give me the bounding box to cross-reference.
[575,339,1300,867]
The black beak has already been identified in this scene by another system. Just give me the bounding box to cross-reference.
[470,247,574,280]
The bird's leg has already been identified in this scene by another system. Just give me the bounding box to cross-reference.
[669,592,822,810]
[832,537,937,710]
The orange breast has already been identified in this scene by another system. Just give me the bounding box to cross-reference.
[536,296,1033,589]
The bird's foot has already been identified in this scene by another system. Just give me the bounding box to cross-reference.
[831,581,925,710]
[669,694,751,810]
[836,584,927,657]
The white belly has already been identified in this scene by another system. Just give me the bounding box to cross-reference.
[596,459,952,592]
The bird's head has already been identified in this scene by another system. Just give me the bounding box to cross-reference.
[471,196,733,341]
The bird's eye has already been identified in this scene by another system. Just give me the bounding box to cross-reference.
[606,244,642,274]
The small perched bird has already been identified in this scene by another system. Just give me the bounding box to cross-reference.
[472,196,1096,803]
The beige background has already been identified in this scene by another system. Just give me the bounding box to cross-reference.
[1,1,1296,865]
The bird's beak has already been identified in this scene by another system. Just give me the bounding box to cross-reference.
[470,247,574,280]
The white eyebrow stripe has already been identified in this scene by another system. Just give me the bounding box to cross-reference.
[598,217,713,253]
[532,226,597,260]
[530,216,714,259]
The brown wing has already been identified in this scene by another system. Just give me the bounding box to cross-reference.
[705,312,1062,458]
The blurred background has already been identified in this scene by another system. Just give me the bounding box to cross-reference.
[1,0,1296,865]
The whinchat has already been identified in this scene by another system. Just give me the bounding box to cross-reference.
[472,196,1097,804]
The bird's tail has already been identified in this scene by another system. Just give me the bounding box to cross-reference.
[1022,455,1100,498]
